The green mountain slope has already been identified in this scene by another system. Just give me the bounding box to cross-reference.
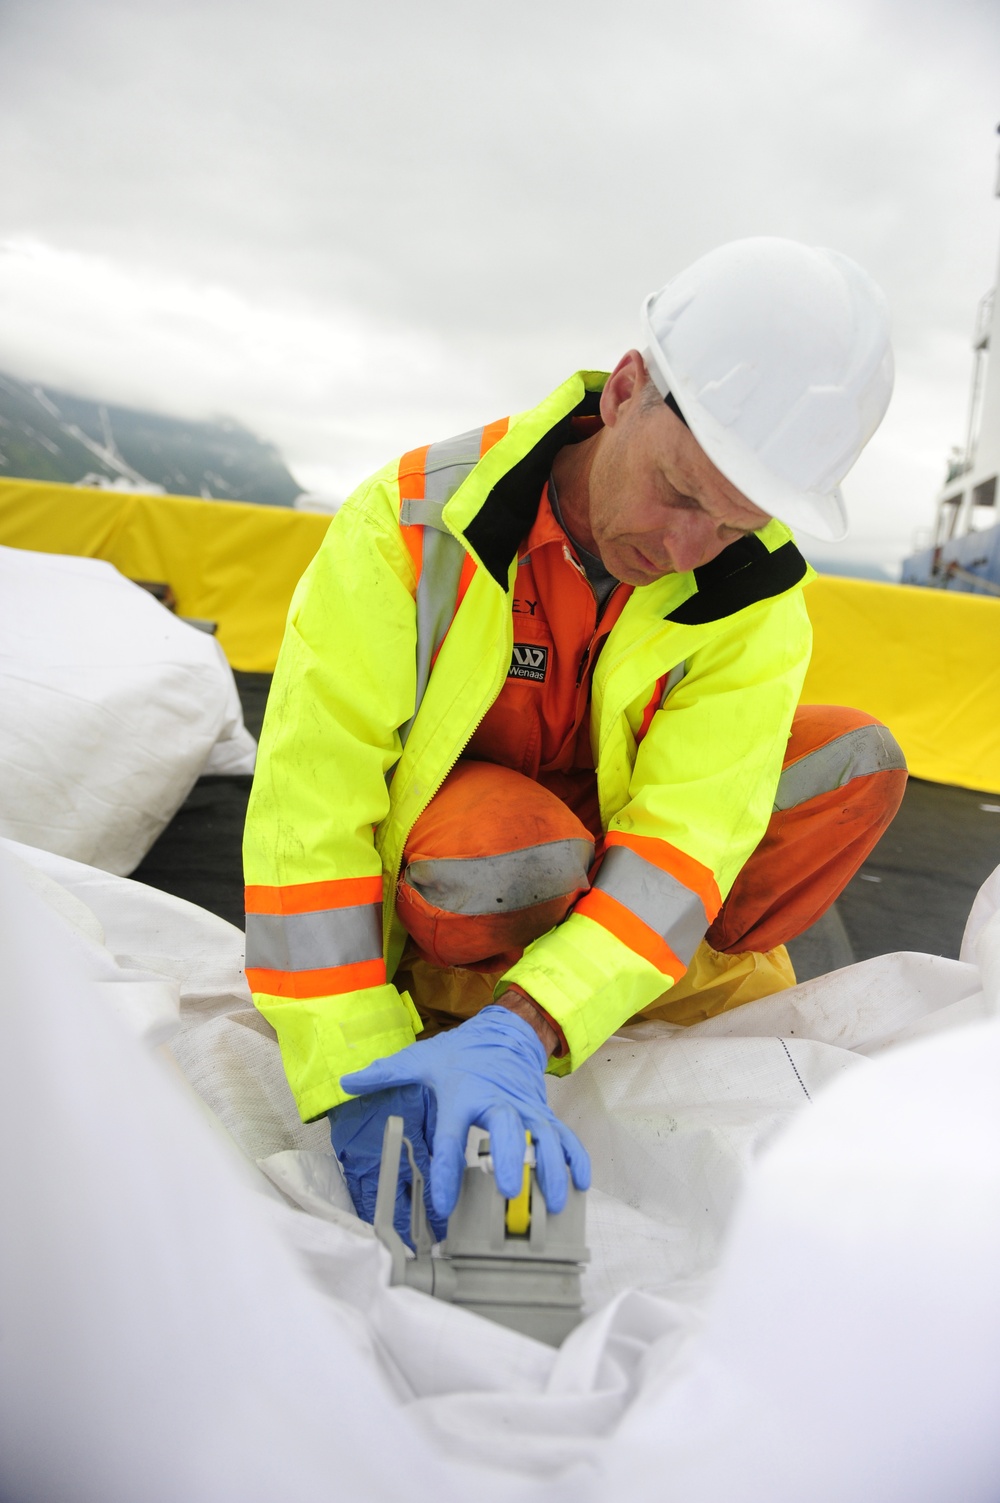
[0,372,302,507]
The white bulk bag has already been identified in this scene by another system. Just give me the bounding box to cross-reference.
[0,544,255,874]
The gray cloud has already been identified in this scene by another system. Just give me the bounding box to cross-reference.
[1,0,998,559]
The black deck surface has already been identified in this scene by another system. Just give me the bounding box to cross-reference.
[131,673,1000,975]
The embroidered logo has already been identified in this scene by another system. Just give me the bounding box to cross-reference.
[508,644,549,682]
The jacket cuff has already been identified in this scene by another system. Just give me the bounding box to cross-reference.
[502,912,675,1073]
[252,983,423,1121]
[492,980,569,1058]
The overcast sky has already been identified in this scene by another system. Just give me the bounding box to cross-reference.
[1,0,998,571]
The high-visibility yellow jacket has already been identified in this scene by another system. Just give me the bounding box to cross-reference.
[243,372,815,1122]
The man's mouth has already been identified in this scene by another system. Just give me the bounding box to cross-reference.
[631,544,665,574]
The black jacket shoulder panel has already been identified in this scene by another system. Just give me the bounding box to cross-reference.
[462,390,603,587]
[665,536,808,625]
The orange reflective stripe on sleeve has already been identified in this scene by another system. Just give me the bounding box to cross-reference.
[244,876,385,999]
[604,831,722,920]
[576,830,723,973]
[245,875,383,915]
[574,887,687,980]
[583,837,713,969]
[245,958,386,999]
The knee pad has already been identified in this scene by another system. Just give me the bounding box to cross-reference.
[397,760,594,969]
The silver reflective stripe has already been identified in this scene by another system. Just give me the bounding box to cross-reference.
[245,904,382,972]
[423,428,484,502]
[399,525,469,747]
[399,429,484,532]
[400,498,448,531]
[661,660,687,703]
[397,427,487,748]
[404,837,594,916]
[593,845,707,965]
[774,724,906,813]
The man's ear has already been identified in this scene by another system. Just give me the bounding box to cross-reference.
[599,349,646,427]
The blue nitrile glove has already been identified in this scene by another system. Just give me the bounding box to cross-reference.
[340,1005,591,1226]
[327,1084,448,1245]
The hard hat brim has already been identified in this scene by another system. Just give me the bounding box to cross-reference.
[642,334,849,543]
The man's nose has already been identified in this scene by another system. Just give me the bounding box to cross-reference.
[665,515,729,573]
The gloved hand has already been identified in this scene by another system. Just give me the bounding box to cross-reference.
[327,1083,448,1245]
[340,1005,591,1226]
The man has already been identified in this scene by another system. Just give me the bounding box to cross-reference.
[243,238,906,1241]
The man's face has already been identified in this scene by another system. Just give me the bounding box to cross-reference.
[585,359,772,585]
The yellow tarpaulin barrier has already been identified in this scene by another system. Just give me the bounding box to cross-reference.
[803,575,1000,795]
[0,478,331,673]
[2,479,999,792]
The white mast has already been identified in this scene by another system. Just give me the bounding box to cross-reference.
[933,126,1000,545]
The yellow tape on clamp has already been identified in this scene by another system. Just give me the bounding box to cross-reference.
[505,1131,532,1235]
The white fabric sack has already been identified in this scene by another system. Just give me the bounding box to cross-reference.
[0,836,251,1023]
[0,844,519,1503]
[0,544,255,874]
[1,841,998,1500]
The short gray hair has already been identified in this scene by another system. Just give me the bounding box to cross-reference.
[638,362,665,413]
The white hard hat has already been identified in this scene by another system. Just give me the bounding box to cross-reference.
[641,238,894,541]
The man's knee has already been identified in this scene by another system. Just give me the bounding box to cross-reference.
[398,760,593,969]
[706,707,907,955]
[776,705,907,816]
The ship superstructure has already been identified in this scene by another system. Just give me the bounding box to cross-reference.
[903,128,1000,594]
